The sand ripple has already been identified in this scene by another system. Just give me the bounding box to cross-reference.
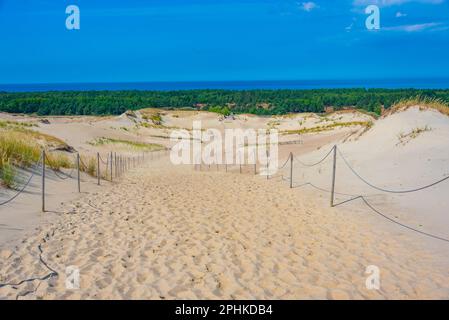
[1,159,448,299]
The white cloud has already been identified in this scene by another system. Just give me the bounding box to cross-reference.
[384,22,442,31]
[395,11,408,17]
[300,2,319,12]
[353,0,444,7]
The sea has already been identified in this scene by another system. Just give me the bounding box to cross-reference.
[1,79,449,92]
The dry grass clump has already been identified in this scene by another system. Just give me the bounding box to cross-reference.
[0,131,42,167]
[0,161,16,188]
[0,127,73,188]
[282,121,373,135]
[386,96,449,117]
[79,156,97,177]
[0,120,37,128]
[89,137,164,152]
[397,125,432,146]
[140,109,164,125]
[46,152,74,170]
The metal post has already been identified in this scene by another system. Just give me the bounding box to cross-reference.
[41,150,46,212]
[97,152,100,186]
[77,153,80,193]
[115,152,117,178]
[330,145,337,207]
[290,152,293,189]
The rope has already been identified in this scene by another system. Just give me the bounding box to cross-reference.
[52,168,74,180]
[277,157,290,170]
[0,154,43,206]
[99,154,109,165]
[360,196,449,243]
[288,151,449,243]
[293,146,335,167]
[292,181,367,198]
[44,154,75,180]
[0,243,59,297]
[0,170,36,206]
[337,148,449,194]
[79,157,89,170]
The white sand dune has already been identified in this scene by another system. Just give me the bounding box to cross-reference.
[1,107,449,300]
[1,155,449,299]
[288,106,449,249]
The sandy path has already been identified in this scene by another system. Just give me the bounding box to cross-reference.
[1,158,448,300]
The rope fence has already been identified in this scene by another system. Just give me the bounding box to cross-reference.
[0,148,170,211]
[0,147,169,297]
[196,145,449,243]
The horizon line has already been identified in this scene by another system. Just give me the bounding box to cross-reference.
[2,77,449,86]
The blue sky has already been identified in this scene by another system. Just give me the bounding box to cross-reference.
[0,0,448,84]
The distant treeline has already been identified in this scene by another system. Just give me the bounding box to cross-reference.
[1,89,449,116]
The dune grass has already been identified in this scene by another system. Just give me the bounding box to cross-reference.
[0,127,73,188]
[387,96,449,117]
[282,121,373,135]
[397,125,432,146]
[0,161,16,188]
[140,109,164,125]
[79,156,97,177]
[0,120,37,128]
[89,137,164,151]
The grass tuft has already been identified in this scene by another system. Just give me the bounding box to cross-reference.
[0,160,16,188]
[88,137,164,151]
[0,127,73,188]
[387,96,449,117]
[282,121,373,135]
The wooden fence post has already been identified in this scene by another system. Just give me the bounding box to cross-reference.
[97,152,100,186]
[41,150,46,212]
[77,153,80,193]
[330,145,337,207]
[110,152,113,182]
[290,152,293,188]
[254,149,257,175]
[115,152,117,178]
[266,150,269,180]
